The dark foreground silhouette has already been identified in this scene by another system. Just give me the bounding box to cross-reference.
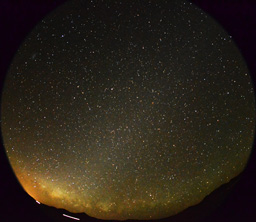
[2,172,252,222]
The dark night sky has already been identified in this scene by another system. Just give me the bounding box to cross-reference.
[0,0,256,222]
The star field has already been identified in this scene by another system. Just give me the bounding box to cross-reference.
[1,0,255,220]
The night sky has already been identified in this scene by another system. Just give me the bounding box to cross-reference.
[1,0,255,221]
